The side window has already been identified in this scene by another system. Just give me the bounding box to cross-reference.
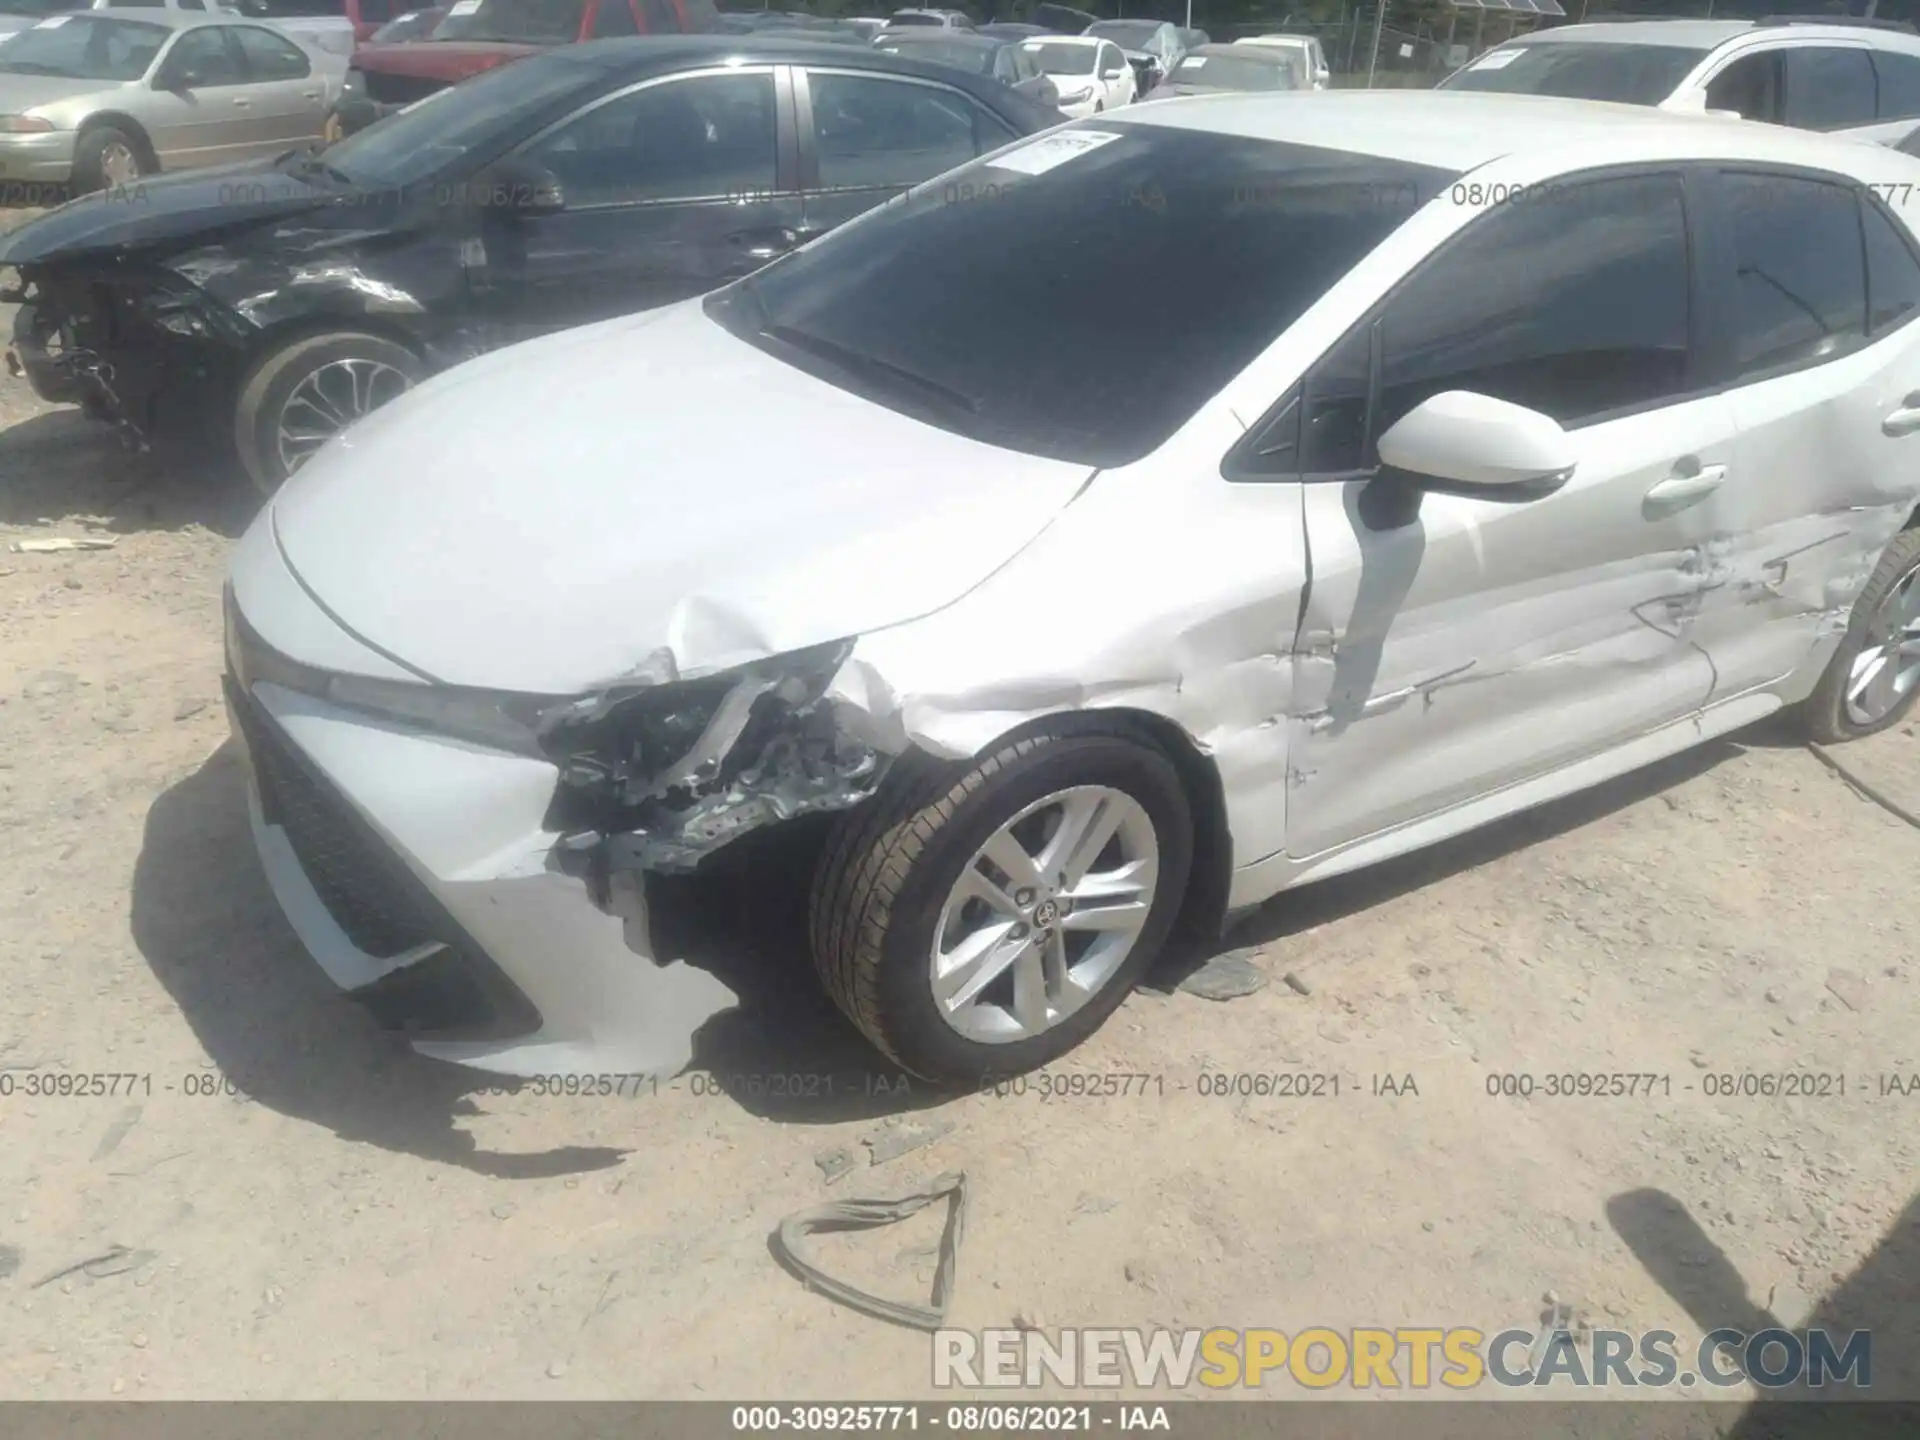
[1374,173,1691,441]
[1704,51,1781,123]
[1299,324,1371,475]
[808,72,1009,191]
[592,0,635,35]
[636,0,674,30]
[178,0,205,9]
[1723,172,1865,379]
[1782,46,1876,131]
[162,27,246,85]
[1865,201,1920,336]
[1873,50,1920,122]
[524,72,777,206]
[233,25,311,79]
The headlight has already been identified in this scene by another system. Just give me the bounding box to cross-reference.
[0,115,54,134]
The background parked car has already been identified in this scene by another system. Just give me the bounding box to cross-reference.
[1150,42,1303,99]
[975,19,1041,41]
[1438,18,1920,147]
[0,0,89,39]
[873,29,1058,108]
[1233,31,1327,89]
[1028,1,1089,36]
[331,0,718,130]
[0,10,337,191]
[1,36,1061,491]
[1021,33,1128,117]
[1081,17,1181,94]
[882,7,967,30]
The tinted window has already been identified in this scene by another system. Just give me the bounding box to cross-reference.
[1874,49,1920,122]
[1782,47,1876,130]
[636,0,675,29]
[1375,174,1691,440]
[179,0,205,9]
[1299,324,1369,475]
[110,1,167,8]
[233,24,310,78]
[1441,41,1705,106]
[709,128,1451,466]
[0,15,168,79]
[164,27,245,84]
[1025,41,1094,75]
[233,0,345,15]
[1724,173,1864,378]
[888,11,942,24]
[809,73,1004,192]
[527,72,776,205]
[876,37,994,74]
[592,0,634,34]
[433,0,586,41]
[1704,52,1780,123]
[1866,202,1920,335]
[323,52,591,186]
[1169,53,1291,91]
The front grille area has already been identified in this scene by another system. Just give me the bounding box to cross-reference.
[362,69,452,106]
[238,686,438,961]
[228,674,543,1041]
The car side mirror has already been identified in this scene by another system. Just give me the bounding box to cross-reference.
[469,158,567,216]
[1363,391,1574,529]
[158,66,206,90]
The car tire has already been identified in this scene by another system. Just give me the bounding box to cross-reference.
[70,123,151,195]
[322,111,346,145]
[810,726,1194,1086]
[1799,523,1920,743]
[234,330,426,497]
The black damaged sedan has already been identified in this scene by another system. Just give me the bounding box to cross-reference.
[0,36,1061,493]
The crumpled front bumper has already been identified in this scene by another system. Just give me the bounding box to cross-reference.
[6,303,88,405]
[224,526,739,1080]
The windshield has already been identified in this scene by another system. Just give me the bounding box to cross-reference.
[887,11,942,24]
[1025,40,1093,75]
[877,36,992,72]
[1085,21,1157,48]
[0,15,166,79]
[708,126,1454,467]
[433,0,585,43]
[1171,53,1288,89]
[320,52,589,186]
[371,7,446,39]
[1440,41,1706,106]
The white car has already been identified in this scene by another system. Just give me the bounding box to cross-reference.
[1235,32,1328,89]
[1022,34,1131,116]
[1441,17,1920,146]
[225,92,1920,1087]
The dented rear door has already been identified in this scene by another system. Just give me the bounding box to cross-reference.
[1693,169,1920,703]
[1283,169,1722,861]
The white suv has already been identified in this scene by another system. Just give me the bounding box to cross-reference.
[1234,33,1329,90]
[1441,18,1920,146]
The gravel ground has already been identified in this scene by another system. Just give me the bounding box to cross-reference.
[1,210,1917,1412]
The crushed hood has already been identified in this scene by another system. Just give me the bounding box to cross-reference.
[268,300,1098,694]
[0,164,331,265]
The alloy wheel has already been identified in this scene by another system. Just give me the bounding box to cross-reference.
[928,785,1159,1044]
[275,358,414,476]
[99,141,139,186]
[1844,559,1920,727]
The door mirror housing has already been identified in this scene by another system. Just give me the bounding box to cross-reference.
[468,158,567,216]
[1376,390,1575,491]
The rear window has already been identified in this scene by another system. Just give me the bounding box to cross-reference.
[0,15,168,79]
[434,0,587,41]
[1171,52,1290,90]
[877,36,992,73]
[707,126,1454,467]
[1025,40,1094,74]
[1441,40,1706,106]
[233,0,348,15]
[888,11,942,25]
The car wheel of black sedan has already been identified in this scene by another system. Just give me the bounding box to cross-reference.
[236,331,426,496]
[810,726,1193,1086]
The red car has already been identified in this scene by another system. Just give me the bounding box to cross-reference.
[336,0,721,125]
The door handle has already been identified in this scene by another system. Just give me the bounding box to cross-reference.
[232,97,251,107]
[1644,460,1726,512]
[1884,393,1920,435]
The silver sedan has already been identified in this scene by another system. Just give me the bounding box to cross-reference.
[0,9,335,192]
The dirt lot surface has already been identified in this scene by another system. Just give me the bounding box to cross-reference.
[2,213,1918,1411]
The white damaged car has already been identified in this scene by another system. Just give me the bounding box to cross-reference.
[226,93,1920,1086]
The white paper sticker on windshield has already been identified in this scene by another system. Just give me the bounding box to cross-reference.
[986,129,1121,177]
[35,14,70,25]
[1182,56,1206,68]
[447,0,481,14]
[1470,48,1521,70]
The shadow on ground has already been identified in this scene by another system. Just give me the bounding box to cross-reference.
[0,407,258,538]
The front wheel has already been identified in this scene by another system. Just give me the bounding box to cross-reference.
[234,331,425,496]
[810,727,1194,1086]
[71,124,150,195]
[1799,525,1920,743]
